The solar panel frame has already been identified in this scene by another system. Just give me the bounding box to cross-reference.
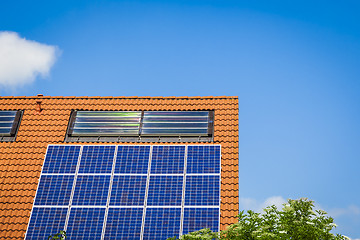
[42,145,81,174]
[182,207,220,235]
[34,175,74,206]
[66,207,106,240]
[104,207,144,239]
[186,145,221,174]
[142,207,182,240]
[184,175,221,206]
[115,145,150,174]
[151,145,185,174]
[72,175,111,206]
[147,175,184,206]
[110,175,147,206]
[26,144,221,240]
[78,145,116,174]
[25,207,68,240]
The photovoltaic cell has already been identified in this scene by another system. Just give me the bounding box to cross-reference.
[110,175,147,206]
[78,146,115,174]
[34,175,74,205]
[147,176,183,206]
[115,145,150,174]
[42,145,80,174]
[185,175,220,206]
[143,208,181,240]
[182,208,219,234]
[187,145,220,174]
[104,208,143,239]
[25,207,67,240]
[67,208,105,240]
[151,146,185,174]
[72,175,110,206]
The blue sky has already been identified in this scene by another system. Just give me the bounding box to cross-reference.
[1,0,360,238]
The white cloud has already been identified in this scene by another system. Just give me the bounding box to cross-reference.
[240,196,287,212]
[0,31,60,89]
[327,204,360,218]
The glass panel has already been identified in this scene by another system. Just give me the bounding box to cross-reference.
[141,111,209,136]
[141,128,208,135]
[0,111,17,117]
[0,111,17,136]
[71,111,141,136]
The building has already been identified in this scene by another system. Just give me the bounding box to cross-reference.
[0,95,239,239]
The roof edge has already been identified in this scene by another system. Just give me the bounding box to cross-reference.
[0,95,238,99]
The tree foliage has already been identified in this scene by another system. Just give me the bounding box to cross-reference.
[171,198,349,240]
[48,230,66,240]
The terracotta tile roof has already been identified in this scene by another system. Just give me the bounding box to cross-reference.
[0,96,239,239]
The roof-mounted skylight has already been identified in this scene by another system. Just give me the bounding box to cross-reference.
[0,110,22,141]
[66,111,214,143]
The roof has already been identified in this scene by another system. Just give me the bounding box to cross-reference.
[0,96,239,239]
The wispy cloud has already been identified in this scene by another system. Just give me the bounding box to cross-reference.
[0,31,61,90]
[240,196,287,212]
[327,205,360,218]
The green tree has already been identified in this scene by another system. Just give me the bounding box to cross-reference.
[171,198,349,240]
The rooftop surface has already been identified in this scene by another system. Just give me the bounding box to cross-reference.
[0,96,239,239]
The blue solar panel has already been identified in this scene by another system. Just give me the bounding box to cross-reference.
[187,145,220,174]
[28,144,222,239]
[25,207,67,240]
[182,208,219,234]
[42,145,80,174]
[67,208,105,240]
[185,175,220,206]
[147,176,183,206]
[110,175,147,206]
[72,175,110,206]
[34,175,74,206]
[151,146,185,174]
[104,208,143,239]
[78,146,115,174]
[115,145,150,174]
[143,208,181,240]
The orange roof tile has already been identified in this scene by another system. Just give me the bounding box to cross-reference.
[0,96,239,239]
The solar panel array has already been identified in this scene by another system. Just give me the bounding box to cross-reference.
[26,145,221,240]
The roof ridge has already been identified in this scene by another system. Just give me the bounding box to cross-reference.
[0,96,238,99]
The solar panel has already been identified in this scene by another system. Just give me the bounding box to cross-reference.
[185,175,220,206]
[72,175,110,206]
[110,175,147,206]
[34,175,74,205]
[25,207,67,240]
[115,145,150,174]
[143,208,181,240]
[79,146,115,174]
[27,144,221,240]
[147,176,183,206]
[66,208,105,240]
[142,111,210,136]
[70,111,142,136]
[182,208,220,234]
[42,145,80,174]
[187,145,221,174]
[104,208,143,239]
[151,146,185,174]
